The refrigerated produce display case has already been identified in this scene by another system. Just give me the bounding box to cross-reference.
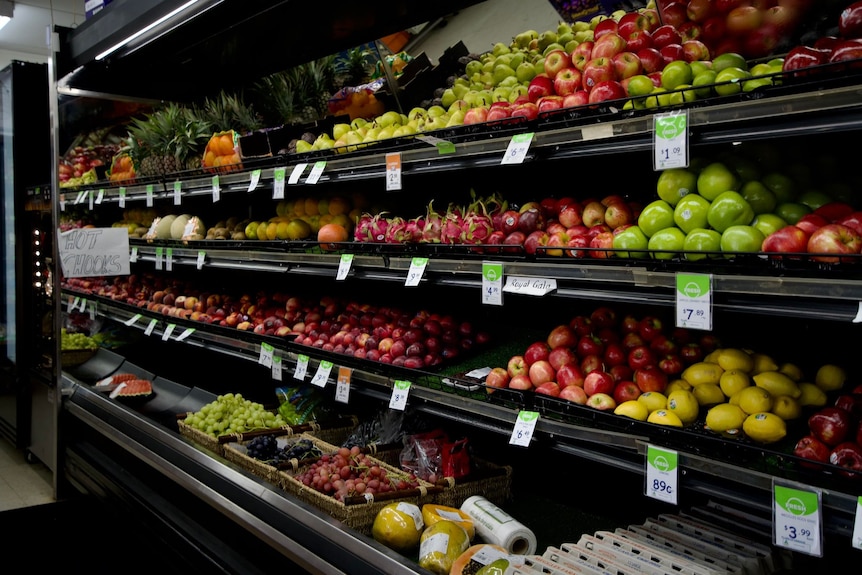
[47,0,862,572]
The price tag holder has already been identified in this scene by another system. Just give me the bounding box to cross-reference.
[165,247,173,271]
[294,354,309,380]
[88,190,94,211]
[336,253,354,281]
[676,273,712,330]
[509,411,539,447]
[389,380,411,410]
[70,296,80,312]
[482,262,503,305]
[653,110,689,170]
[88,301,96,320]
[853,496,862,549]
[272,354,283,381]
[123,313,142,327]
[146,185,154,207]
[306,161,326,184]
[405,257,428,287]
[272,167,286,199]
[118,187,126,208]
[75,190,86,204]
[173,181,182,205]
[311,360,333,387]
[211,175,220,202]
[335,367,351,404]
[155,247,164,270]
[773,480,823,557]
[196,250,206,270]
[501,133,534,165]
[176,327,195,341]
[144,318,158,336]
[248,169,261,192]
[161,323,176,341]
[59,193,66,211]
[258,342,274,368]
[288,163,307,184]
[502,276,557,296]
[386,152,402,191]
[130,246,138,263]
[96,189,105,204]
[645,444,679,505]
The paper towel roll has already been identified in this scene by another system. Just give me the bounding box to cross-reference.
[460,495,537,555]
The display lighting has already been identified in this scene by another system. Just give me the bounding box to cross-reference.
[95,0,204,60]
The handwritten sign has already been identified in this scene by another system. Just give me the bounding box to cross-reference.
[57,227,130,278]
[502,276,557,296]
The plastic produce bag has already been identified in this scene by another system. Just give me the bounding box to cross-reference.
[274,386,332,425]
[340,406,435,449]
[442,437,471,480]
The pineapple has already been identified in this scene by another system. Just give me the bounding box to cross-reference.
[255,56,337,125]
[127,104,213,178]
[200,90,262,134]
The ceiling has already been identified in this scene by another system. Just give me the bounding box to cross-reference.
[0,0,85,66]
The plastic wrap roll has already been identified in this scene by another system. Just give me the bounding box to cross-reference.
[459,495,537,555]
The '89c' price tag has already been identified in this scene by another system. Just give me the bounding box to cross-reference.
[773,480,823,557]
[645,444,678,505]
[653,110,689,170]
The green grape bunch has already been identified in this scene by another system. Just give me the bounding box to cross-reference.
[184,393,287,437]
[60,328,99,351]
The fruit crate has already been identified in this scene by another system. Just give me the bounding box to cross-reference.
[222,433,327,485]
[276,436,439,536]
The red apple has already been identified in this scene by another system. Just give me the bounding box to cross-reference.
[593,18,619,41]
[679,343,704,364]
[559,384,589,404]
[624,29,654,53]
[604,202,634,229]
[582,200,607,228]
[762,225,810,255]
[562,91,589,108]
[807,224,862,263]
[485,367,510,394]
[547,324,577,349]
[486,104,512,122]
[549,346,578,371]
[586,392,617,411]
[507,355,527,378]
[701,15,728,43]
[634,365,669,393]
[637,47,666,73]
[659,43,685,65]
[528,74,554,102]
[571,41,594,70]
[839,1,862,39]
[652,24,682,49]
[580,354,605,375]
[610,363,634,383]
[524,341,551,366]
[622,331,646,351]
[553,67,583,96]
[592,33,628,59]
[589,231,615,258]
[682,39,711,62]
[529,360,556,386]
[584,370,616,396]
[814,201,855,222]
[661,1,689,27]
[559,204,584,227]
[795,213,828,235]
[649,334,677,355]
[725,6,764,36]
[612,51,643,80]
[583,57,616,92]
[658,354,684,376]
[793,435,831,469]
[577,334,605,358]
[524,230,550,255]
[829,442,862,478]
[510,102,539,121]
[618,12,650,37]
[556,363,586,388]
[535,381,562,397]
[837,212,862,236]
[638,316,664,342]
[569,315,593,336]
[621,314,640,334]
[628,345,656,369]
[809,407,852,446]
[613,380,642,404]
[463,107,489,125]
[590,306,617,329]
[536,95,565,114]
[544,49,572,79]
[508,374,533,391]
[782,45,830,77]
[686,0,714,22]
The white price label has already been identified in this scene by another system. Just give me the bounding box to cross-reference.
[272,167,286,199]
[405,257,428,287]
[311,360,333,387]
[386,152,402,191]
[502,276,557,296]
[389,380,411,410]
[306,161,326,184]
[509,411,539,447]
[130,246,138,263]
[146,185,154,207]
[176,327,195,341]
[70,296,80,311]
[501,133,534,165]
[676,273,712,331]
[161,323,176,341]
[197,250,206,270]
[645,444,679,505]
[96,189,105,204]
[272,354,283,381]
[211,175,220,202]
[118,188,126,208]
[248,169,261,192]
[88,190,94,210]
[75,190,86,204]
[88,301,96,319]
[654,111,689,170]
[174,180,182,205]
[336,253,353,280]
[482,262,503,306]
[259,342,274,368]
[165,248,173,271]
[335,367,351,404]
[123,313,142,327]
[144,318,158,336]
[288,163,307,184]
[59,194,66,211]
[773,481,823,557]
[853,496,862,549]
[155,247,164,270]
[294,354,309,380]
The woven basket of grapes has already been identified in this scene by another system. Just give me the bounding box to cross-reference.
[223,433,326,485]
[277,441,440,536]
[61,348,97,367]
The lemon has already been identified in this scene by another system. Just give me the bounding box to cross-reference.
[716,348,755,373]
[750,353,779,374]
[638,391,667,413]
[719,369,751,398]
[692,383,726,407]
[244,221,259,240]
[705,403,747,433]
[256,221,269,241]
[815,364,846,391]
[797,382,828,407]
[666,379,692,394]
[742,412,787,444]
[771,395,802,420]
[648,409,683,427]
[275,221,291,240]
[372,501,424,552]
[614,400,649,421]
[704,349,722,364]
[734,386,773,415]
[753,371,801,399]
[779,362,804,382]
[667,390,699,424]
[681,362,725,386]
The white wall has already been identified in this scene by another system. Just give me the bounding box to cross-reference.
[0,0,85,69]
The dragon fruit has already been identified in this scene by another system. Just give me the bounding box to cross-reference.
[354,213,375,242]
[385,216,410,243]
[441,206,466,244]
[404,217,425,243]
[421,200,444,243]
[367,213,390,243]
[462,203,494,245]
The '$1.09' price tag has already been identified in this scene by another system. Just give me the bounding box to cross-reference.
[645,444,678,505]
[653,111,688,170]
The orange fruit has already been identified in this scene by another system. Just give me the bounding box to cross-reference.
[328,196,350,216]
[304,197,319,216]
[318,223,348,251]
[218,133,235,156]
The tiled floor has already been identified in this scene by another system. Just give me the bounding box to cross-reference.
[0,438,55,511]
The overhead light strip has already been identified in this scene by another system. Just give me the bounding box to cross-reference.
[95,0,200,61]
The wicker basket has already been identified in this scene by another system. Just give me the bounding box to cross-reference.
[223,434,323,485]
[277,435,438,536]
[61,348,97,367]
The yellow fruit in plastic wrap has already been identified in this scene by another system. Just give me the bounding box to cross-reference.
[417,520,470,575]
[372,502,424,552]
[421,504,475,540]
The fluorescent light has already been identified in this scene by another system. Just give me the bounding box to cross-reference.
[0,16,10,31]
[95,0,200,61]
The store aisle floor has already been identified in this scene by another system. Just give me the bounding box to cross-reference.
[0,438,54,511]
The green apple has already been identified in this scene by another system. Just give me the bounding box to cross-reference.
[645,88,671,108]
[626,75,655,98]
[637,199,676,238]
[797,190,832,210]
[752,213,787,237]
[707,191,754,232]
[683,228,721,261]
[692,70,717,99]
[720,225,765,255]
[722,153,760,183]
[774,202,811,225]
[714,67,750,97]
[711,52,748,73]
[697,162,739,201]
[661,60,693,90]
[656,167,697,206]
[761,172,796,203]
[674,194,711,234]
[690,61,713,77]
[739,180,776,214]
[649,228,686,260]
[612,225,649,258]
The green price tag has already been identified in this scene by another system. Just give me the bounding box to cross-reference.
[645,444,678,504]
[676,273,711,330]
[773,481,822,557]
[654,111,689,170]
